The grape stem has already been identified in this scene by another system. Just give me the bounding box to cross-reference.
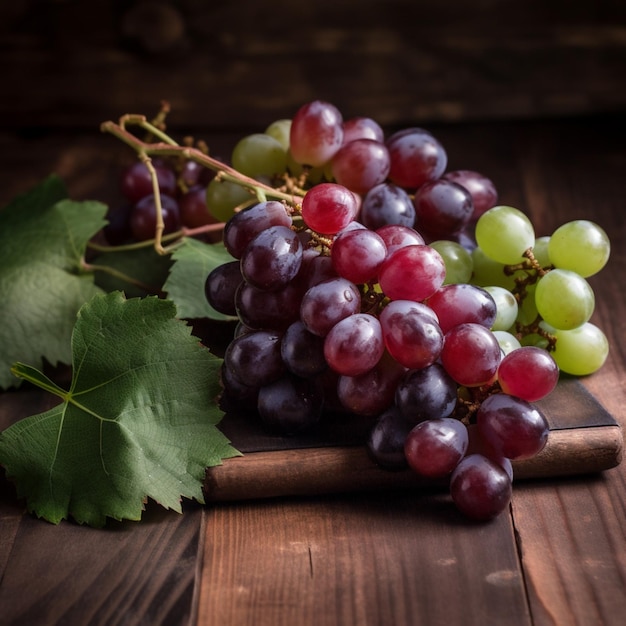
[87,222,226,254]
[100,114,304,255]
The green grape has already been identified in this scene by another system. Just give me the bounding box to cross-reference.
[430,240,473,284]
[231,133,288,179]
[492,330,522,355]
[548,220,610,277]
[534,269,595,330]
[519,333,550,350]
[471,246,519,289]
[549,322,609,375]
[475,206,535,264]
[483,286,518,331]
[205,178,254,222]
[265,119,292,150]
[532,236,552,268]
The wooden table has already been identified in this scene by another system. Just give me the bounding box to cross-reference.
[0,114,624,626]
[1,2,626,624]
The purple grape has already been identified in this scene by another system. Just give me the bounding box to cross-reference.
[258,375,323,435]
[280,321,327,378]
[204,260,243,316]
[223,201,291,259]
[477,393,549,460]
[395,363,458,424]
[450,454,512,520]
[404,418,469,478]
[240,225,303,291]
[223,329,285,388]
[367,406,413,471]
[413,179,473,237]
[324,313,385,377]
[300,277,361,337]
[360,183,416,230]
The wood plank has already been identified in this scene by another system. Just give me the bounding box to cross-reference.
[511,475,626,626]
[0,502,202,626]
[197,493,531,626]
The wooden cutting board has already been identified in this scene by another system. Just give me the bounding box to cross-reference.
[205,376,623,501]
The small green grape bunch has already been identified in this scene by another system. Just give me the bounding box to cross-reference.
[474,206,610,375]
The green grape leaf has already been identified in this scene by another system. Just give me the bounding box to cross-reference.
[164,237,236,320]
[92,246,174,298]
[0,175,107,388]
[0,291,240,527]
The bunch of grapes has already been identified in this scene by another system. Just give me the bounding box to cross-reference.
[103,149,222,246]
[114,100,610,521]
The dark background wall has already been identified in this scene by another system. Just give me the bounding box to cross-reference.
[1,0,626,133]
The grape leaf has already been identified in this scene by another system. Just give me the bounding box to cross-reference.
[92,246,174,298]
[0,291,240,527]
[0,175,107,388]
[164,237,237,320]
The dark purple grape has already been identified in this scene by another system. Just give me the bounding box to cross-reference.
[220,363,259,413]
[450,454,512,520]
[280,321,327,378]
[379,300,443,370]
[121,160,177,204]
[257,375,323,435]
[235,281,302,331]
[323,313,385,377]
[240,225,303,291]
[204,261,243,317]
[395,363,458,425]
[337,351,405,416]
[360,183,416,230]
[179,184,217,228]
[330,139,390,195]
[103,204,133,245]
[367,406,413,471]
[331,228,387,284]
[413,179,473,237]
[223,330,285,388]
[129,194,181,241]
[223,201,291,259]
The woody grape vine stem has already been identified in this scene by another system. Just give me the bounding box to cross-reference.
[99,114,304,255]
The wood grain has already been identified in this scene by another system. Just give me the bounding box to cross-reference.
[197,493,531,626]
[1,1,626,130]
[1,110,625,624]
[0,498,202,626]
[511,475,626,626]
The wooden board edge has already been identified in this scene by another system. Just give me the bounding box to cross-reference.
[204,425,623,502]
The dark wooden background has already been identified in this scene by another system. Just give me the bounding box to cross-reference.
[1,0,626,132]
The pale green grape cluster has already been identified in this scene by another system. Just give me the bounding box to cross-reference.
[470,208,610,375]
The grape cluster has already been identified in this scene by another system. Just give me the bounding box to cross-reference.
[104,155,220,245]
[201,100,610,521]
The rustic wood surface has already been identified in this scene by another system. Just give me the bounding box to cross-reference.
[1,0,626,130]
[1,2,626,624]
